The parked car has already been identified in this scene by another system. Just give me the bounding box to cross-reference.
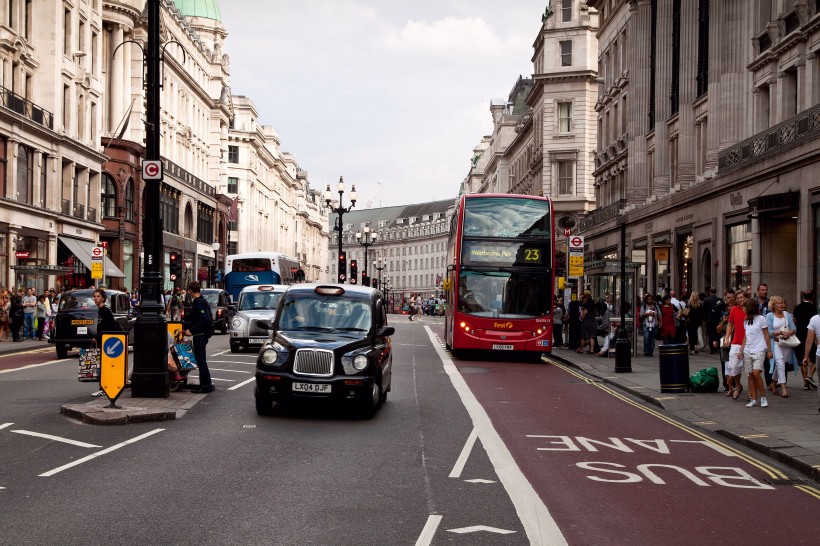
[229,284,288,353]
[254,284,394,418]
[182,288,234,334]
[49,289,135,359]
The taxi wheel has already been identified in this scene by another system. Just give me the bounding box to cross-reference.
[358,383,380,419]
[230,342,240,354]
[56,344,68,359]
[255,386,275,416]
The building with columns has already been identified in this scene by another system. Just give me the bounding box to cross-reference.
[582,0,820,306]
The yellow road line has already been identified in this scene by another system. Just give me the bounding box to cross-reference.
[795,485,820,499]
[548,358,790,483]
[0,348,52,358]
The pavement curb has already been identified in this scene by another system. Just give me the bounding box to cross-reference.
[60,392,206,425]
[549,353,820,483]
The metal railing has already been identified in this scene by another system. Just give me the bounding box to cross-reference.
[580,199,626,232]
[0,85,54,129]
[87,207,96,223]
[73,202,84,219]
[61,199,71,215]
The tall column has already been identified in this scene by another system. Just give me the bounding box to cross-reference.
[676,0,697,190]
[807,52,819,107]
[627,0,652,201]
[652,0,673,196]
[123,28,132,137]
[795,54,806,113]
[110,25,124,133]
[7,140,18,200]
[8,225,19,289]
[769,76,780,126]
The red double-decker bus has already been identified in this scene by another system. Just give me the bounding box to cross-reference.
[443,194,554,358]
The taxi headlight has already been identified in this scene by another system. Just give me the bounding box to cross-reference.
[261,344,288,366]
[231,317,242,329]
[353,355,368,371]
[342,351,369,374]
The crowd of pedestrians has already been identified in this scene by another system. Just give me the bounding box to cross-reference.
[0,287,59,342]
[554,282,820,410]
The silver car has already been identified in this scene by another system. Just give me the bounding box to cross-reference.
[229,284,289,353]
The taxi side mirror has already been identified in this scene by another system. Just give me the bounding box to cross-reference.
[379,326,395,337]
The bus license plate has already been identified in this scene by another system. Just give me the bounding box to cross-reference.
[292,382,331,393]
[249,338,267,344]
[492,344,514,350]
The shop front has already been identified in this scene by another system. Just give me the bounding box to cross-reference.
[57,236,126,290]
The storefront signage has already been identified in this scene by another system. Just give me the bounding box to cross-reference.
[675,213,694,224]
[654,247,670,261]
[632,249,646,263]
[15,251,30,259]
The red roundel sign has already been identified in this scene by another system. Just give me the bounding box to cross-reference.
[142,159,162,180]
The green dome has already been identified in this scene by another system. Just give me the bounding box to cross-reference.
[174,0,222,21]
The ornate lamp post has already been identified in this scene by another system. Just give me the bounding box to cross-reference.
[373,257,386,289]
[324,177,356,283]
[383,276,391,313]
[355,224,377,286]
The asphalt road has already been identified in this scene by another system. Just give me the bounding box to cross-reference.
[0,318,816,545]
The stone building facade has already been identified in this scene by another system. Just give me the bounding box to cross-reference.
[583,0,820,305]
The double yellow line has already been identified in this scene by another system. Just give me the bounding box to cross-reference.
[548,358,820,500]
[0,347,53,359]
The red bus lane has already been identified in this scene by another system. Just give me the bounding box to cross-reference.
[0,347,58,372]
[445,353,817,544]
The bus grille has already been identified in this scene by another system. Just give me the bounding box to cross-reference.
[294,349,334,377]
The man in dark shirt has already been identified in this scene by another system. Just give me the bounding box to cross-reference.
[184,281,214,393]
[793,289,816,389]
[702,287,722,355]
[9,288,24,342]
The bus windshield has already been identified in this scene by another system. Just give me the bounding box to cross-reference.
[462,197,550,239]
[458,270,551,319]
[231,258,271,272]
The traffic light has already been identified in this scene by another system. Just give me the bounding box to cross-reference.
[362,273,369,287]
[169,252,180,278]
[350,259,358,284]
[337,251,347,283]
[371,278,378,290]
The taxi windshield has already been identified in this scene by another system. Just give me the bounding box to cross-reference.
[277,294,371,332]
[239,291,282,311]
[59,293,96,311]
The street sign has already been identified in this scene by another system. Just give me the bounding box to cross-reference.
[141,159,163,180]
[92,246,104,258]
[91,262,104,279]
[563,228,572,237]
[100,333,128,406]
[569,236,584,249]
[184,260,192,269]
[568,254,585,277]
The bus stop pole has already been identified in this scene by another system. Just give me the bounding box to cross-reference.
[615,218,632,372]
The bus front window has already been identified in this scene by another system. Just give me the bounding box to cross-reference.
[459,270,549,319]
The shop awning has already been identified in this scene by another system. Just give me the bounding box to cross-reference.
[58,236,126,278]
[10,265,72,274]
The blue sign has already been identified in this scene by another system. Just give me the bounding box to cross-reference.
[103,337,124,359]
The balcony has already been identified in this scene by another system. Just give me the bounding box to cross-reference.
[0,85,54,130]
[61,199,71,215]
[719,103,820,173]
[73,203,85,220]
[580,199,626,232]
[87,207,97,223]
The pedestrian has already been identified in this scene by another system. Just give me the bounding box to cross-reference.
[766,295,796,398]
[35,294,48,340]
[659,295,677,344]
[703,287,722,354]
[739,296,772,408]
[184,281,214,393]
[716,290,736,393]
[801,311,820,392]
[408,294,416,321]
[793,289,816,389]
[577,291,597,354]
[22,287,36,340]
[553,297,564,349]
[92,289,122,344]
[0,293,10,341]
[684,292,705,355]
[755,283,770,315]
[10,288,25,342]
[639,293,661,356]
[595,302,617,357]
[722,290,748,400]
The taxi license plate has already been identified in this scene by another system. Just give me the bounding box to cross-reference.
[292,382,331,393]
[72,319,94,325]
[77,327,88,335]
[492,344,514,350]
[249,338,267,344]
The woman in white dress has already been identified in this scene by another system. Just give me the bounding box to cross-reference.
[766,296,796,398]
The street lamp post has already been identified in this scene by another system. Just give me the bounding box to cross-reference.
[373,257,386,289]
[355,224,377,286]
[324,177,356,283]
[615,218,632,372]
[383,276,391,313]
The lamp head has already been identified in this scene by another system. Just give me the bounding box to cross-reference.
[349,185,357,205]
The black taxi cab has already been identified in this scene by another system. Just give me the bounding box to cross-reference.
[254,284,394,418]
[49,289,135,359]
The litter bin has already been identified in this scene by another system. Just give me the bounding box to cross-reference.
[658,343,690,393]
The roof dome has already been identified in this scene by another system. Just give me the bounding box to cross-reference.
[173,0,222,21]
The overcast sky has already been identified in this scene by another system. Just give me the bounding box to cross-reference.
[220,0,545,208]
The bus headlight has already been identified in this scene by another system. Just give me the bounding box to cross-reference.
[459,321,475,335]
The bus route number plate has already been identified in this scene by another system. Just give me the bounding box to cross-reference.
[492,344,514,350]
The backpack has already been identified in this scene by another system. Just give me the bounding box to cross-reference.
[195,297,214,338]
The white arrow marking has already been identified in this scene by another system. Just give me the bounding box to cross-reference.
[40,429,164,477]
[464,478,496,484]
[105,339,123,356]
[447,525,516,535]
[11,430,101,448]
[228,377,256,391]
[449,427,478,478]
[0,423,13,430]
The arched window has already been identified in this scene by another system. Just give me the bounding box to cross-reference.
[125,178,134,221]
[101,173,117,218]
[184,203,194,239]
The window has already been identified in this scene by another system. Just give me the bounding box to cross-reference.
[101,173,116,218]
[557,101,572,133]
[63,7,71,56]
[24,1,32,40]
[726,223,751,289]
[228,145,239,163]
[0,137,6,198]
[562,0,572,22]
[227,176,238,193]
[558,160,574,195]
[560,40,572,67]
[40,153,47,208]
[197,205,214,244]
[16,145,33,204]
[125,178,134,221]
[160,186,179,235]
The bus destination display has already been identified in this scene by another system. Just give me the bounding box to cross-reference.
[463,241,544,266]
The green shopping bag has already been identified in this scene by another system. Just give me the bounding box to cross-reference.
[689,367,719,393]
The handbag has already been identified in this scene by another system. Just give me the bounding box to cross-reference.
[171,339,198,370]
[78,341,101,382]
[777,334,800,348]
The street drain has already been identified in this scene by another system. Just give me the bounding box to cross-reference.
[459,367,493,374]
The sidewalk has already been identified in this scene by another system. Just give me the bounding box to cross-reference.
[552,344,820,483]
[0,336,204,425]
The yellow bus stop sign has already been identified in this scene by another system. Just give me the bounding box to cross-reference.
[100,333,128,406]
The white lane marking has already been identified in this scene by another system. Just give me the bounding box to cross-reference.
[415,515,443,546]
[210,350,231,356]
[0,360,67,374]
[228,377,256,391]
[465,478,496,484]
[39,429,164,477]
[449,427,478,478]
[11,430,101,448]
[208,360,255,364]
[211,377,237,382]
[209,368,253,374]
[424,326,567,546]
[448,525,515,535]
[0,423,13,430]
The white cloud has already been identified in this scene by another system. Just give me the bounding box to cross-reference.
[380,17,510,57]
